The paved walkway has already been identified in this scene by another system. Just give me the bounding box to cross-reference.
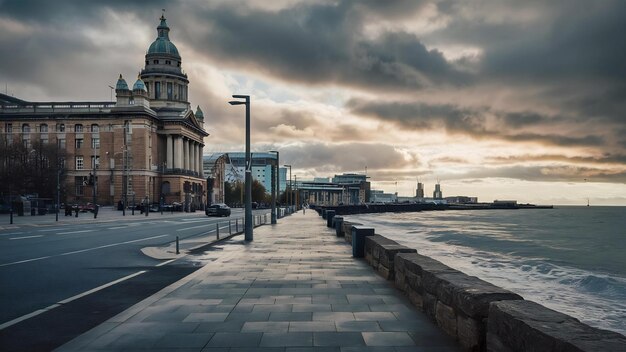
[56,211,460,351]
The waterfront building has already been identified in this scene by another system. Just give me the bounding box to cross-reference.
[297,173,371,206]
[0,15,208,209]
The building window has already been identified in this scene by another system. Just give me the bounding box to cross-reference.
[145,60,149,66]
[22,137,30,148]
[76,156,84,170]
[75,176,85,196]
[58,138,66,148]
[57,123,65,132]
[177,61,181,67]
[92,137,100,149]
[155,82,160,98]
[167,82,173,100]
[74,124,83,133]
[91,155,100,169]
[22,123,30,133]
[41,136,49,144]
[153,60,159,64]
[5,123,12,134]
[75,138,84,149]
[91,124,99,133]
[165,60,171,65]
[178,85,183,101]
[39,124,48,133]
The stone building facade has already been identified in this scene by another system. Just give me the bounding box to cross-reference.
[0,15,208,209]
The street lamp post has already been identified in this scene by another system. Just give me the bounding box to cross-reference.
[229,95,253,241]
[269,150,279,224]
[284,164,292,212]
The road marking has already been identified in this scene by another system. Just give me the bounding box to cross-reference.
[155,258,177,267]
[9,235,44,240]
[107,226,127,230]
[56,230,94,235]
[0,235,168,267]
[0,270,146,331]
[38,228,63,232]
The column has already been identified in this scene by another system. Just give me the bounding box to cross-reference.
[166,135,173,169]
[183,138,189,171]
[174,136,182,169]
[197,144,203,175]
[189,141,196,175]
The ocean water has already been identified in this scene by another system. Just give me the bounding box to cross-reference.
[347,206,626,335]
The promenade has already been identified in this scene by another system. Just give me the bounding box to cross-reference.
[56,210,460,351]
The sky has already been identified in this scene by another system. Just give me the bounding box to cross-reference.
[1,0,626,205]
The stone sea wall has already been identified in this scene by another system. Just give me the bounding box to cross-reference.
[320,211,626,352]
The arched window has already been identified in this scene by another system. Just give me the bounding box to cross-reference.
[57,123,65,132]
[39,124,48,133]
[91,124,99,133]
[74,124,83,133]
[22,123,30,133]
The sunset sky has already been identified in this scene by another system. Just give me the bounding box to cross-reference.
[1,0,625,205]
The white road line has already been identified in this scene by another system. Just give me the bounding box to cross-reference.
[56,230,94,235]
[0,270,146,331]
[0,234,168,267]
[38,228,63,232]
[107,226,127,230]
[9,235,44,240]
[155,259,177,267]
[0,256,51,267]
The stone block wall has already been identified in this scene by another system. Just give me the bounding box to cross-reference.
[487,300,626,352]
[364,235,417,280]
[394,252,523,351]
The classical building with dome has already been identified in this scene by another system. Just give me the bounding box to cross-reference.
[0,15,208,210]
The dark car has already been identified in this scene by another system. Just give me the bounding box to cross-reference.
[206,203,231,217]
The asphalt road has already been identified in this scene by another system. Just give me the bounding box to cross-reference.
[0,208,270,351]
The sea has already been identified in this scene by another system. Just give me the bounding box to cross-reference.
[346,206,626,335]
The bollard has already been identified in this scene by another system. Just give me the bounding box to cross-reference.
[351,225,375,258]
[333,216,344,237]
[236,219,239,233]
[326,210,336,228]
[145,204,148,217]
[229,220,232,235]
[216,222,220,239]
[322,209,327,219]
[176,236,180,254]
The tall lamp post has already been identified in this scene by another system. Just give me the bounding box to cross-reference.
[284,164,292,212]
[229,95,253,242]
[269,150,279,224]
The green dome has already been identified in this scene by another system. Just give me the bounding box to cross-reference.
[115,74,129,90]
[148,38,180,57]
[133,77,147,92]
[147,15,180,58]
[195,105,204,119]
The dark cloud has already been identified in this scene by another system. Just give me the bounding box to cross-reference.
[347,98,612,149]
[277,142,419,172]
[486,154,626,166]
[442,165,626,184]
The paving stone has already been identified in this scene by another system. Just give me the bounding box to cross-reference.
[289,321,337,332]
[335,321,382,332]
[205,332,263,347]
[154,332,214,349]
[242,322,290,333]
[313,332,366,347]
[269,312,313,321]
[260,332,314,347]
[182,313,229,323]
[362,332,415,347]
[354,312,398,321]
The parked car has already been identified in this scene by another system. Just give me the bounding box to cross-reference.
[206,203,231,217]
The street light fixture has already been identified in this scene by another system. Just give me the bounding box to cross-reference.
[229,95,253,241]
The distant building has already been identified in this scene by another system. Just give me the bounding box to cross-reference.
[370,190,397,203]
[416,182,424,198]
[444,196,478,204]
[202,152,285,200]
[296,173,371,206]
[433,183,443,199]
